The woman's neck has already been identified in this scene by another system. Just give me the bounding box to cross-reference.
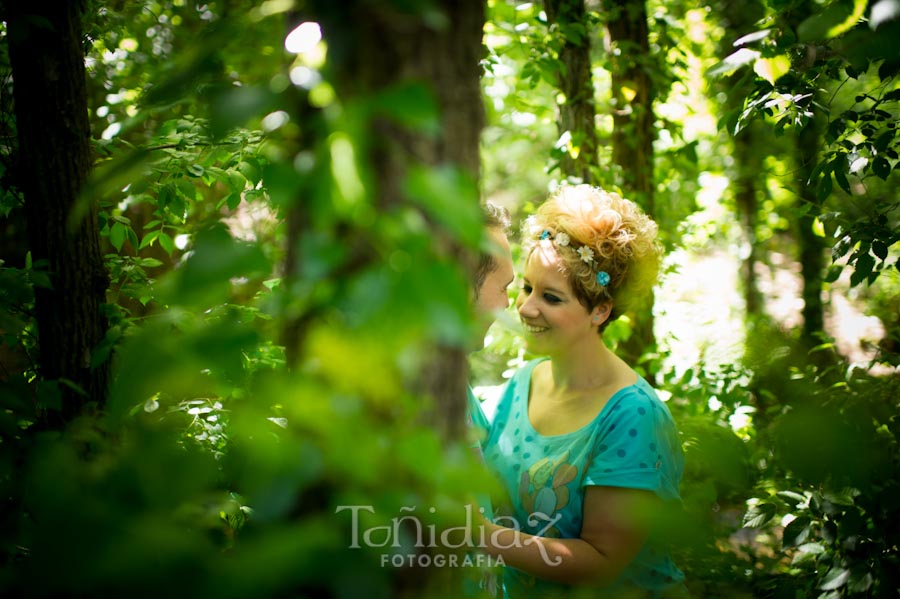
[547,334,618,392]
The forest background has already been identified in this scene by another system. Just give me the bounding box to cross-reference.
[0,0,898,597]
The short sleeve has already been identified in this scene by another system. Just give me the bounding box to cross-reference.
[467,386,490,445]
[584,389,680,499]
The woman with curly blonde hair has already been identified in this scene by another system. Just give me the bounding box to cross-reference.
[479,185,686,598]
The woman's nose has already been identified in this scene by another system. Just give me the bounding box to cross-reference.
[517,293,536,318]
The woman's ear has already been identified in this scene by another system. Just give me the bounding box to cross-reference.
[591,302,613,327]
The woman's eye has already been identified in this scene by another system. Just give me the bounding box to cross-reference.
[544,293,561,304]
[523,284,533,293]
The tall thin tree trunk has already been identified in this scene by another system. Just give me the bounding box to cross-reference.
[734,130,764,317]
[544,0,597,183]
[604,0,656,362]
[6,2,109,423]
[310,1,485,441]
[719,0,766,320]
[797,115,826,345]
[606,0,654,210]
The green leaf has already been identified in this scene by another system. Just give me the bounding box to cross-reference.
[709,48,760,78]
[228,171,246,193]
[797,542,825,555]
[238,159,262,185]
[125,225,139,250]
[91,325,121,368]
[819,566,850,590]
[833,165,851,194]
[743,502,777,528]
[169,225,270,306]
[753,55,791,85]
[850,252,875,286]
[783,515,811,547]
[822,488,859,506]
[175,178,197,202]
[824,264,842,283]
[110,222,127,251]
[849,570,874,592]
[873,240,889,260]
[159,232,175,256]
[187,164,205,177]
[832,235,853,260]
[798,0,867,42]
[873,130,894,151]
[733,29,773,46]
[140,229,161,249]
[872,156,891,179]
[777,490,808,506]
[404,165,483,248]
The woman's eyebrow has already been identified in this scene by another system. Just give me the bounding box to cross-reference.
[523,277,567,296]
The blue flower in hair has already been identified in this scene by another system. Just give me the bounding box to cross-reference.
[596,271,611,287]
[540,230,551,240]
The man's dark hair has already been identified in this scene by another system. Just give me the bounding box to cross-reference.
[473,202,511,296]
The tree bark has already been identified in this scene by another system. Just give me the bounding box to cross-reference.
[309,1,485,440]
[606,0,654,211]
[6,2,109,423]
[544,0,597,183]
[604,0,656,362]
[797,115,826,345]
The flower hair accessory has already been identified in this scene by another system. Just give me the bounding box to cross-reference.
[576,245,595,263]
[596,271,610,287]
[533,224,609,288]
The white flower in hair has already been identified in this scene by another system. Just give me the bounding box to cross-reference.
[554,232,570,246]
[576,245,595,263]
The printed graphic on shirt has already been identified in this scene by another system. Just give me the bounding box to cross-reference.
[518,451,578,539]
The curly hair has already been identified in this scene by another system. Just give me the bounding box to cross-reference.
[521,185,661,330]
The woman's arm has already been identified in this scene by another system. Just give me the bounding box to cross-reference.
[481,485,656,585]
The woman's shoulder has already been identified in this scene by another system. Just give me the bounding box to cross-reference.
[607,376,672,418]
[512,357,549,383]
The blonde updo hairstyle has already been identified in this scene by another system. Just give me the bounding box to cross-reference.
[522,185,661,331]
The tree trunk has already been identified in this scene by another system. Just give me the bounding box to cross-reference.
[717,0,767,320]
[6,2,109,423]
[734,131,763,317]
[796,116,826,345]
[606,0,654,210]
[544,0,597,183]
[310,1,485,441]
[604,0,656,362]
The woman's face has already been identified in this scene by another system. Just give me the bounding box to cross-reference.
[515,244,605,353]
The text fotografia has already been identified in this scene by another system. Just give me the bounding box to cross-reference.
[335,504,564,567]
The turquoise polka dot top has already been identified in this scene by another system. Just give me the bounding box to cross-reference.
[482,358,685,598]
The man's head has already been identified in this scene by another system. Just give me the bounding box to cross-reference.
[471,202,515,345]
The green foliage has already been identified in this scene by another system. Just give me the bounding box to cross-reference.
[740,358,900,598]
[1,1,898,597]
[712,0,900,287]
[1,2,492,597]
